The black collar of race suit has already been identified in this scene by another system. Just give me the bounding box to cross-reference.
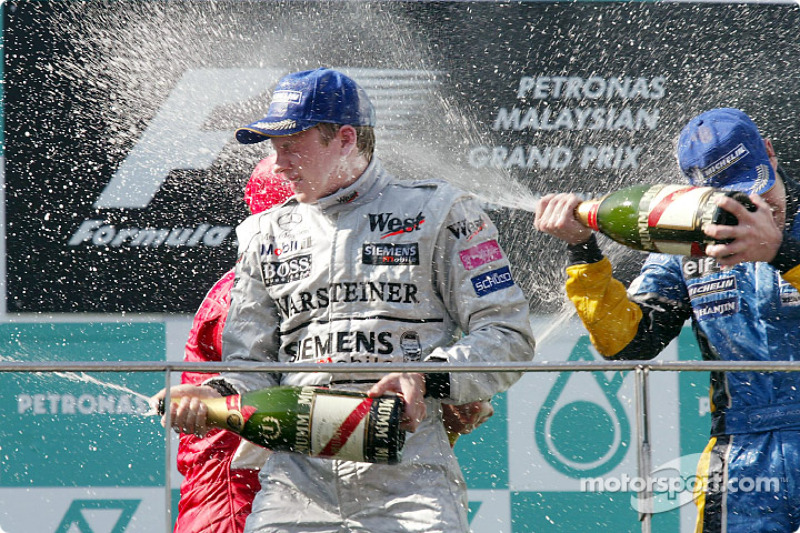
[315,157,391,215]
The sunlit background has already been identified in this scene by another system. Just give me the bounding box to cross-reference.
[1,1,798,532]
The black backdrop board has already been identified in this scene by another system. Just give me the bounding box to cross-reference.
[5,1,799,313]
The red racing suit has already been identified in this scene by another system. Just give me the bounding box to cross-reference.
[175,269,262,533]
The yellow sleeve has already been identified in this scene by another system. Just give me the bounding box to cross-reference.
[783,264,800,290]
[565,257,643,358]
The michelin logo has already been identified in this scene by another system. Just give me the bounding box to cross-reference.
[471,266,515,297]
[687,276,736,299]
[698,143,748,183]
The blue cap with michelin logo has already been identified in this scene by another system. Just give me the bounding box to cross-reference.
[236,68,376,143]
[677,108,775,195]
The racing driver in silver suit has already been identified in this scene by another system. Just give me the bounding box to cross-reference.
[155,68,536,533]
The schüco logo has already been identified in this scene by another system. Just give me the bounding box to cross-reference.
[70,67,441,250]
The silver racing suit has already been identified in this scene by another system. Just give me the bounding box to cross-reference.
[220,158,536,533]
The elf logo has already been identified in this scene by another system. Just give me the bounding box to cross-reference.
[368,212,425,239]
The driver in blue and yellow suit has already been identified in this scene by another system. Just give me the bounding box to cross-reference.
[535,108,800,533]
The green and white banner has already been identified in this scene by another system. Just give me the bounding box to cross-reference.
[0,319,713,532]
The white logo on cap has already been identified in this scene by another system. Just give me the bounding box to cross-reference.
[272,90,302,104]
[252,119,297,131]
[752,164,770,193]
[699,143,749,182]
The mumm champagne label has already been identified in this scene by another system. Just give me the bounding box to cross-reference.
[311,393,374,459]
[642,186,729,256]
[303,388,405,464]
[164,386,405,464]
[293,387,315,455]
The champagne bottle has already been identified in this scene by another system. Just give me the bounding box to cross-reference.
[160,385,406,464]
[574,184,756,256]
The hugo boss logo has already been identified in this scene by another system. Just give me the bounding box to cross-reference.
[262,254,312,286]
[368,211,425,239]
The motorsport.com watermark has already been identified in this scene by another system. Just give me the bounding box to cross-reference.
[579,454,783,514]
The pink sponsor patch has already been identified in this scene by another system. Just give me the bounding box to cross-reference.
[459,239,503,270]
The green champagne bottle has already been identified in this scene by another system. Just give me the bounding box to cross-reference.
[574,184,756,256]
[161,385,406,464]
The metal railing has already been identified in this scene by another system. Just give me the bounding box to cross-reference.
[4,359,800,533]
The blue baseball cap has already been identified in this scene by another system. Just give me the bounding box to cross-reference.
[236,68,376,143]
[677,108,775,195]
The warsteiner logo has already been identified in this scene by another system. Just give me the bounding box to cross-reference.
[368,212,425,239]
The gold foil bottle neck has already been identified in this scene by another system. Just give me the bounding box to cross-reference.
[574,199,601,229]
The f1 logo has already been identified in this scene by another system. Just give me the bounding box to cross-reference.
[55,499,140,533]
[92,67,441,210]
[93,68,283,209]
